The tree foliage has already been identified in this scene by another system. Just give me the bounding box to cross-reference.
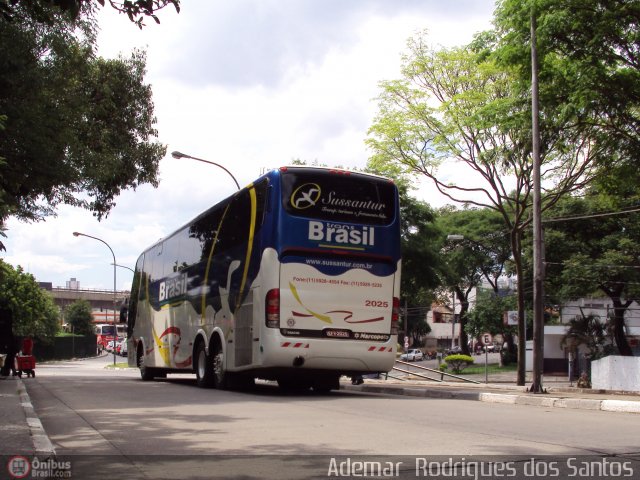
[64,299,94,335]
[468,288,518,360]
[0,3,165,247]
[367,27,605,384]
[542,189,640,356]
[560,314,611,360]
[435,207,513,355]
[495,0,640,169]
[0,259,59,340]
[1,0,180,28]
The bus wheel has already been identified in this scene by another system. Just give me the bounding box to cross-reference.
[211,340,228,389]
[138,348,155,381]
[195,341,215,388]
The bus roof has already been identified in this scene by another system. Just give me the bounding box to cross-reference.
[136,165,396,255]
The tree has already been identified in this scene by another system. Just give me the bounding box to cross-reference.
[495,0,640,172]
[0,4,165,248]
[64,299,95,335]
[560,314,610,360]
[436,207,511,355]
[468,288,518,362]
[367,32,601,385]
[1,0,180,28]
[542,190,640,356]
[0,260,59,340]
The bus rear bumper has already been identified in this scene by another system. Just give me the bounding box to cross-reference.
[259,337,396,374]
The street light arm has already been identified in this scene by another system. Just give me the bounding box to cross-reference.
[171,151,240,190]
[111,263,135,273]
[73,232,116,264]
[72,231,118,366]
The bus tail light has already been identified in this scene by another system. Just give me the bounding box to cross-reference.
[266,289,280,328]
[391,297,400,335]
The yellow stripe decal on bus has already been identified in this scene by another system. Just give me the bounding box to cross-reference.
[238,186,257,305]
[289,281,332,324]
[201,203,231,324]
[151,325,170,366]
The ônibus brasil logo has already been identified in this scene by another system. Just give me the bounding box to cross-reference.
[7,456,30,479]
[290,183,321,210]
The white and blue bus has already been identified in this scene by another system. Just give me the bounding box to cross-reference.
[127,166,401,391]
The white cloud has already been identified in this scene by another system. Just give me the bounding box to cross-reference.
[1,0,495,289]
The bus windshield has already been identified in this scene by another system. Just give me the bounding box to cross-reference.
[280,169,396,225]
[97,325,115,335]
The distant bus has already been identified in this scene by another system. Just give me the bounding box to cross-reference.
[127,166,401,391]
[94,324,117,351]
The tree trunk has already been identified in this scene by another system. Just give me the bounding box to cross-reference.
[455,286,471,356]
[511,229,526,386]
[611,298,632,356]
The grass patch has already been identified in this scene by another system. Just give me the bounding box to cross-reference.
[458,363,518,375]
[104,362,133,369]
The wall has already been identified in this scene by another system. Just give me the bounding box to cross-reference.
[33,335,97,361]
[591,356,640,392]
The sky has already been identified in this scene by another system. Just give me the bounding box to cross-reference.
[2,0,496,292]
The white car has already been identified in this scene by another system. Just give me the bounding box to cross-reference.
[400,349,424,362]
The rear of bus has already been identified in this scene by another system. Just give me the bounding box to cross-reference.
[262,167,401,383]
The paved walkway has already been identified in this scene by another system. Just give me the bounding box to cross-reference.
[342,370,640,413]
[1,367,639,459]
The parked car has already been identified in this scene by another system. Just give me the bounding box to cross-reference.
[119,340,128,357]
[400,349,424,362]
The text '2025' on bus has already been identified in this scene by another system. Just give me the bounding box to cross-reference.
[127,166,401,391]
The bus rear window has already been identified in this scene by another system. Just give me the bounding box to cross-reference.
[281,169,396,225]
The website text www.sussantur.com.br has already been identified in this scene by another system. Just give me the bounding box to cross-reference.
[305,258,373,270]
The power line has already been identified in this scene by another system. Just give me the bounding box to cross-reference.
[543,206,640,223]
[545,261,640,269]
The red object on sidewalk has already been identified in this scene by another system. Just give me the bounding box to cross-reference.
[14,337,36,378]
[21,337,33,356]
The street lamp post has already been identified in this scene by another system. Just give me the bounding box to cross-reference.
[171,150,240,190]
[73,232,118,366]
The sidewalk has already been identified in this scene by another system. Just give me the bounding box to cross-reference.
[0,375,55,457]
[342,371,640,413]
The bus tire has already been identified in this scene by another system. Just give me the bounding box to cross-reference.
[195,341,215,388]
[138,347,155,381]
[210,338,228,390]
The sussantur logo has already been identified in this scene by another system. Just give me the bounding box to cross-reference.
[291,183,321,210]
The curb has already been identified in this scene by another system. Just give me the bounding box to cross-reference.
[16,378,56,457]
[342,383,640,414]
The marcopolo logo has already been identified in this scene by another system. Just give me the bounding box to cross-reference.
[291,183,321,210]
[308,221,375,247]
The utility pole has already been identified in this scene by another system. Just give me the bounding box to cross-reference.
[530,11,546,393]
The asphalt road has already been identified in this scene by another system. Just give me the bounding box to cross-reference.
[19,355,640,479]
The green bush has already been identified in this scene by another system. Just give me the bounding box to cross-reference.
[442,354,474,374]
